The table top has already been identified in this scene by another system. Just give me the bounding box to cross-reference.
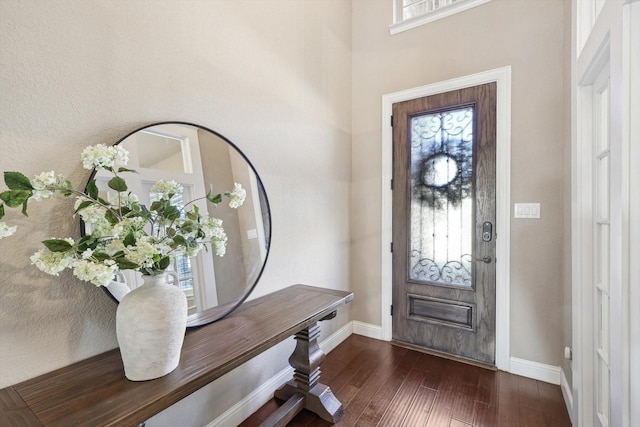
[0,285,353,427]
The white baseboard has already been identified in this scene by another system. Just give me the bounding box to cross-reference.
[352,321,383,340]
[320,321,353,354]
[206,321,354,427]
[560,368,573,424]
[509,357,561,385]
[353,322,563,387]
[206,365,294,427]
[207,321,566,426]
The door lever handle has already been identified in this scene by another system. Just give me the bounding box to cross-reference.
[476,256,492,263]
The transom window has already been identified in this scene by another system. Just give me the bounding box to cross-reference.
[391,0,493,34]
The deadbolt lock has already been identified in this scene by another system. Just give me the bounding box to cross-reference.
[482,221,493,242]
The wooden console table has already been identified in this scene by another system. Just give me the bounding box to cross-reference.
[0,285,353,427]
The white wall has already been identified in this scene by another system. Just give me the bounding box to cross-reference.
[351,0,568,367]
[0,0,352,424]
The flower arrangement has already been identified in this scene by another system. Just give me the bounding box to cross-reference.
[0,144,246,286]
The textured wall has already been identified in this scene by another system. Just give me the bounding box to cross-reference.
[350,0,568,367]
[0,0,352,425]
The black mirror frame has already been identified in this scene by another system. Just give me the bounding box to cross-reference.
[82,121,271,327]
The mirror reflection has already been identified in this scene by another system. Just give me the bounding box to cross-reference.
[90,123,270,327]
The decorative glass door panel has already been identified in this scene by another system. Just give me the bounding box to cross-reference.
[409,106,473,287]
[392,83,496,365]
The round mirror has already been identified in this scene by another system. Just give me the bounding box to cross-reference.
[85,122,271,327]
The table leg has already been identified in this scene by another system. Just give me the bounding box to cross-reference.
[273,321,343,423]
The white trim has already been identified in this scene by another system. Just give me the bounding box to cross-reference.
[206,321,354,427]
[353,321,383,340]
[561,368,574,425]
[320,321,353,353]
[206,366,294,427]
[381,66,511,371]
[510,357,561,385]
[390,0,494,35]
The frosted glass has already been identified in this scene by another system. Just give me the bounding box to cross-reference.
[409,106,474,286]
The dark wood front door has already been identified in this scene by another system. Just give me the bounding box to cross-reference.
[391,83,497,365]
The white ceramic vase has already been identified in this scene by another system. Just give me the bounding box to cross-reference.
[116,271,187,381]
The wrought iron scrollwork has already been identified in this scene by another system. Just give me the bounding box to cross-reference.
[410,251,472,286]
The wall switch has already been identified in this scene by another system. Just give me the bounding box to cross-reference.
[514,203,541,219]
[246,229,258,240]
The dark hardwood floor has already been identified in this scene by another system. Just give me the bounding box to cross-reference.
[240,334,571,427]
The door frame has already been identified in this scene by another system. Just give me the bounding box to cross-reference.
[572,1,637,426]
[381,66,512,371]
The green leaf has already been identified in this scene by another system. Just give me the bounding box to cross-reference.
[180,220,195,233]
[156,256,170,271]
[21,199,29,216]
[4,172,33,191]
[42,239,73,252]
[104,209,119,225]
[76,235,96,251]
[207,192,222,204]
[0,190,31,208]
[115,258,140,270]
[173,235,187,247]
[0,204,4,219]
[150,201,163,212]
[74,200,93,214]
[91,252,111,261]
[117,167,138,173]
[86,179,99,200]
[123,232,136,247]
[108,176,127,192]
[164,205,180,221]
[167,227,176,237]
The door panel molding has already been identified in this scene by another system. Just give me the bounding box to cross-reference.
[381,66,511,371]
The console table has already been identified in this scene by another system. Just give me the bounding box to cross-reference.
[0,285,353,427]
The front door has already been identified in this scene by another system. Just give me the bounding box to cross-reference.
[391,83,497,365]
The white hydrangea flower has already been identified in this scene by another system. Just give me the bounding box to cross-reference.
[81,144,129,170]
[74,198,113,237]
[30,249,74,276]
[105,239,125,255]
[111,217,146,238]
[81,248,94,260]
[114,192,139,208]
[201,217,228,256]
[213,236,227,257]
[183,242,204,257]
[150,180,183,199]
[123,236,169,268]
[71,259,117,286]
[228,183,246,209]
[0,221,17,239]
[31,170,64,201]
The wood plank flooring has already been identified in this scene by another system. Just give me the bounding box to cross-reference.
[240,335,571,427]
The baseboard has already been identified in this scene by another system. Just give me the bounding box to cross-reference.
[352,321,383,340]
[206,365,294,427]
[353,323,562,387]
[206,321,354,427]
[509,357,561,385]
[560,367,573,424]
[320,321,353,354]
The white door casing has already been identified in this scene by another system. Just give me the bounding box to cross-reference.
[381,66,512,371]
[572,1,637,426]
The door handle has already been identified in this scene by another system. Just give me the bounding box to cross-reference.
[476,256,492,263]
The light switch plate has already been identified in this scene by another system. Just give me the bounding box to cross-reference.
[514,203,540,219]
